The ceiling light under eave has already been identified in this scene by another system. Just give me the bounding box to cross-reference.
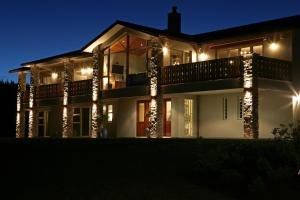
[270,42,279,51]
[199,53,208,61]
[51,72,58,80]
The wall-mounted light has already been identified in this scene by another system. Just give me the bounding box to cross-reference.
[81,67,93,75]
[51,72,58,80]
[192,52,197,62]
[199,53,208,61]
[269,42,279,51]
[162,46,169,55]
[293,95,300,103]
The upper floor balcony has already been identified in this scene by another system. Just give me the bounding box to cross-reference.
[32,54,291,101]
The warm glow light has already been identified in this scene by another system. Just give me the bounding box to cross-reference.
[293,95,300,103]
[91,103,98,138]
[51,72,58,80]
[244,80,252,89]
[270,42,279,51]
[162,46,169,55]
[192,52,197,62]
[81,67,93,75]
[199,53,208,61]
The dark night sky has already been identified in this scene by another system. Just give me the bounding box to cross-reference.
[1,0,300,82]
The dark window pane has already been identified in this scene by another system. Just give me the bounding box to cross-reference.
[73,116,80,123]
[38,125,44,137]
[38,112,44,118]
[73,123,80,137]
[38,119,44,125]
[74,108,80,114]
[82,108,90,136]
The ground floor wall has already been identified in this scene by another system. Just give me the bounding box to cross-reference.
[258,90,293,138]
[28,88,295,139]
[198,92,244,138]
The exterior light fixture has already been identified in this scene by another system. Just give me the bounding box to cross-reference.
[81,67,93,75]
[192,52,197,62]
[293,95,300,103]
[270,42,279,51]
[162,46,169,55]
[51,72,58,80]
[199,53,208,61]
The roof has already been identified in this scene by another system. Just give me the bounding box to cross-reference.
[15,14,300,73]
[193,14,300,42]
[9,67,31,74]
[81,20,195,52]
[21,50,92,66]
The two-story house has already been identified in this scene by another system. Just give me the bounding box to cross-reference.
[10,7,300,139]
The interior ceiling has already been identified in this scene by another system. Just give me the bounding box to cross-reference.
[110,35,147,55]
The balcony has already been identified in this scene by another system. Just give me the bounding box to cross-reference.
[69,79,92,96]
[161,57,242,85]
[161,55,291,85]
[37,83,64,99]
[254,55,291,81]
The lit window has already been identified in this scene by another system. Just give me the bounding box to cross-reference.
[73,107,90,137]
[103,104,113,122]
[166,100,172,122]
[108,104,113,122]
[138,103,145,122]
[184,99,193,136]
[253,45,263,55]
[223,98,228,120]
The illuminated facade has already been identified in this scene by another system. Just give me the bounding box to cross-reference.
[10,8,300,139]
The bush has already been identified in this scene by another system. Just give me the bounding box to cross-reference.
[193,140,300,198]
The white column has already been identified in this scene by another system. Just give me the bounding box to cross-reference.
[16,72,27,138]
[62,60,74,138]
[243,53,259,138]
[148,40,163,138]
[28,66,39,138]
[91,45,104,138]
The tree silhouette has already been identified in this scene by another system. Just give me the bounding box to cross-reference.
[0,80,17,137]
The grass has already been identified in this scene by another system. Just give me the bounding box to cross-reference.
[1,138,299,200]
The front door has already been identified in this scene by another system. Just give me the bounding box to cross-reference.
[137,100,150,137]
[163,99,172,137]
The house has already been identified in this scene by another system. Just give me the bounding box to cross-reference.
[10,7,300,139]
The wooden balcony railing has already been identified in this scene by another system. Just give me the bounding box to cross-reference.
[254,55,291,81]
[161,56,242,85]
[37,83,64,99]
[69,79,92,96]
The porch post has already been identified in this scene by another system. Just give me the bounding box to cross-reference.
[148,40,163,138]
[28,65,40,138]
[16,72,27,138]
[91,45,104,138]
[242,53,259,138]
[62,60,74,138]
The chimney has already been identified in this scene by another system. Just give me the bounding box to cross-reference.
[168,6,181,34]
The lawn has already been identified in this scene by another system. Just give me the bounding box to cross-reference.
[1,138,299,200]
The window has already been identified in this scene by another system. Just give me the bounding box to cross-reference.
[184,99,193,136]
[166,100,172,122]
[170,49,183,65]
[237,96,243,119]
[138,103,145,122]
[38,111,49,137]
[73,107,91,137]
[223,98,228,120]
[253,45,263,55]
[103,104,113,122]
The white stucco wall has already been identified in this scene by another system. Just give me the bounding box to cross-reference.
[259,90,293,138]
[198,92,244,138]
[170,95,198,138]
[116,98,137,137]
